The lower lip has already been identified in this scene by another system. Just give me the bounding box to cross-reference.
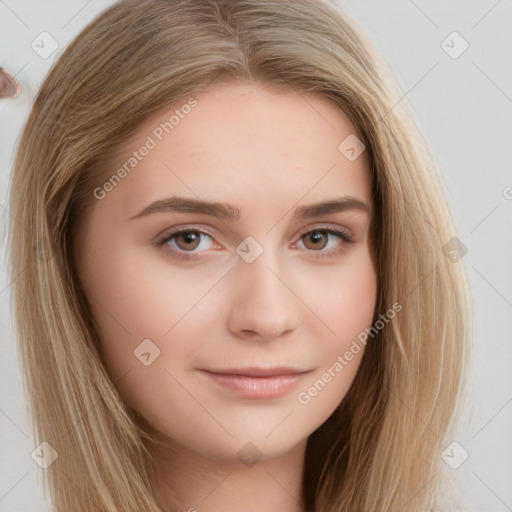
[199,370,307,399]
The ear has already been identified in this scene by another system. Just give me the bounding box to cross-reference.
[0,66,20,99]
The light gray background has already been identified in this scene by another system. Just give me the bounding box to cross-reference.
[1,1,511,511]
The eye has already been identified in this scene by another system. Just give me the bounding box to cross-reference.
[155,228,217,257]
[295,227,353,255]
[154,225,354,261]
[171,230,208,251]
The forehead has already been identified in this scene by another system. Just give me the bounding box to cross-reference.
[102,81,372,218]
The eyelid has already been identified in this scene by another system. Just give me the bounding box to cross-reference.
[295,222,352,241]
[153,224,217,244]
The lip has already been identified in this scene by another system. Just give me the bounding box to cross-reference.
[199,367,312,399]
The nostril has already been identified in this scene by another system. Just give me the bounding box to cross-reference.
[238,321,293,341]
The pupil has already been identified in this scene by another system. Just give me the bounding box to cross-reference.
[183,232,197,245]
[310,231,323,244]
[176,232,200,250]
[305,230,329,250]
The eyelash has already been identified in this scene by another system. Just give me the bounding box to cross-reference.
[154,225,354,261]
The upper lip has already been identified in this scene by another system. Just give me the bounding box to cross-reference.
[201,366,311,377]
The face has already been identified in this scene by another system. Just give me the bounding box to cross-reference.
[73,81,377,464]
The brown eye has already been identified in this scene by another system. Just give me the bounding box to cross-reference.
[156,228,217,259]
[302,230,329,250]
[174,231,202,251]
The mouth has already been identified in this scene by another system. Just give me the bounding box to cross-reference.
[198,366,313,399]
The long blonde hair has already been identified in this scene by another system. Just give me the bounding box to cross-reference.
[8,0,472,510]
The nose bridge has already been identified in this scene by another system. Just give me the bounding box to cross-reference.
[227,239,300,339]
[239,246,281,298]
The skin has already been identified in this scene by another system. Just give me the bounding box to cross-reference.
[73,81,377,512]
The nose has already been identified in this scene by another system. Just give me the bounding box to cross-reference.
[226,249,300,341]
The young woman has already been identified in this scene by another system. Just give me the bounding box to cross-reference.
[8,0,472,510]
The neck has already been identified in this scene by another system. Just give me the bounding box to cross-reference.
[148,436,307,512]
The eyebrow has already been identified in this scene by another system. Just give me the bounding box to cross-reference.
[130,195,371,221]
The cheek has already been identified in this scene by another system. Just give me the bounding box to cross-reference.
[298,249,377,401]
[307,249,377,347]
[79,245,226,403]
[83,241,219,339]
